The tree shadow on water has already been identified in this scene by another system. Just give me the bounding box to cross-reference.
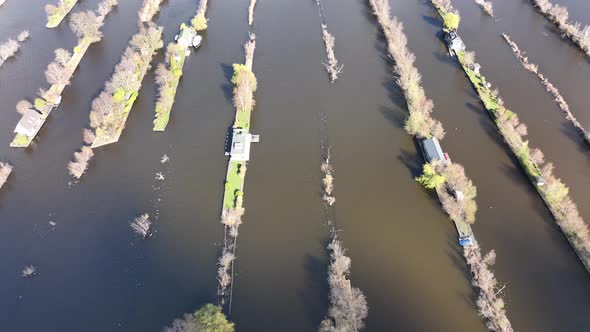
[219,63,234,104]
[300,253,330,328]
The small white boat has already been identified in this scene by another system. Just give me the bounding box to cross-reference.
[192,35,203,48]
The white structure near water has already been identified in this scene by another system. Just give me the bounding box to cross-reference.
[228,130,260,162]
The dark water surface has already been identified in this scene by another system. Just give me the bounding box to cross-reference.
[1,0,589,331]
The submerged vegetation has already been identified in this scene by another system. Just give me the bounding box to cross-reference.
[164,304,234,332]
[0,162,13,189]
[0,30,29,68]
[45,0,79,28]
[531,0,590,56]
[432,0,590,276]
[130,213,151,239]
[501,33,590,146]
[153,0,209,131]
[369,0,513,330]
[321,24,342,83]
[474,0,494,17]
[319,232,368,332]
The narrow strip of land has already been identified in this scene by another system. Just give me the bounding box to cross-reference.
[153,0,209,131]
[430,0,590,275]
[45,0,79,28]
[368,0,513,330]
[11,1,117,148]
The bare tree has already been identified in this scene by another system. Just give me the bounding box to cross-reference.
[83,128,96,145]
[130,213,151,238]
[0,39,19,63]
[68,146,94,178]
[17,30,30,42]
[320,234,368,332]
[474,0,494,17]
[97,0,118,17]
[321,24,343,83]
[0,162,13,189]
[16,100,32,115]
[70,10,104,42]
[138,0,164,22]
[22,265,36,277]
[45,62,71,86]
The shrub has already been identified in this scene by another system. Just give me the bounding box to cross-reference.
[68,146,94,178]
[443,12,460,31]
[130,213,151,238]
[163,304,234,332]
[416,162,446,189]
[191,13,208,31]
[0,162,13,189]
[16,100,32,115]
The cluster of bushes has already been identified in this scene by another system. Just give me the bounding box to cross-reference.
[138,0,164,23]
[89,23,163,142]
[68,129,95,178]
[0,31,29,67]
[45,0,78,27]
[474,0,494,17]
[502,34,590,146]
[417,160,478,224]
[319,233,368,332]
[164,303,234,332]
[0,162,13,189]
[321,24,342,83]
[465,242,513,332]
[369,0,445,140]
[532,0,590,56]
[444,16,590,271]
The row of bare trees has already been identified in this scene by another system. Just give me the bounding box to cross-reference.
[68,129,95,178]
[321,24,342,83]
[532,0,590,56]
[473,0,494,17]
[464,241,512,332]
[369,0,445,140]
[0,31,29,67]
[0,162,13,189]
[232,36,257,114]
[319,232,368,332]
[138,0,164,23]
[318,152,368,331]
[369,1,513,330]
[248,0,257,25]
[502,33,590,146]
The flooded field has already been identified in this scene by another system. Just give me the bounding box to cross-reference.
[0,0,589,331]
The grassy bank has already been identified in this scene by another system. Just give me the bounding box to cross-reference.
[432,0,590,275]
[45,0,79,28]
[217,36,257,310]
[153,0,209,131]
